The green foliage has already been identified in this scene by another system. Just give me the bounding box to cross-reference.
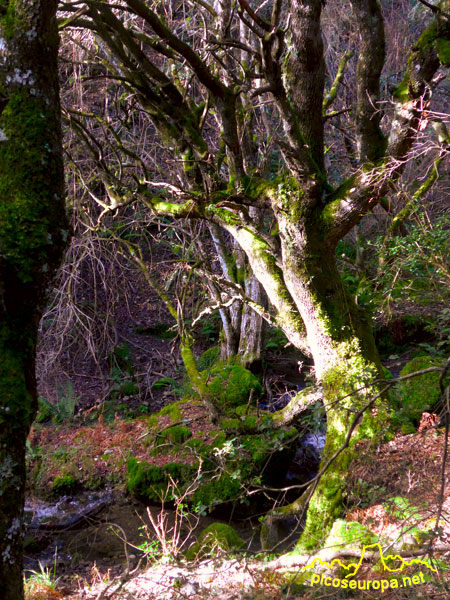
[185,523,245,560]
[107,342,139,398]
[197,346,220,371]
[51,474,78,496]
[376,214,450,304]
[337,240,376,313]
[383,496,418,521]
[35,397,55,423]
[136,535,161,562]
[348,478,387,509]
[418,308,450,358]
[25,553,60,594]
[36,381,79,423]
[392,355,443,430]
[264,327,289,353]
[199,313,221,342]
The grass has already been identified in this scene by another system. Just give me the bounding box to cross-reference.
[24,550,61,600]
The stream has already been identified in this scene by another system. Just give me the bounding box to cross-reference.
[25,377,326,573]
[24,430,325,573]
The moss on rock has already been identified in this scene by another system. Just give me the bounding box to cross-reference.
[394,355,442,430]
[325,519,377,551]
[126,457,195,503]
[128,415,297,512]
[185,522,245,560]
[51,474,79,497]
[202,363,262,412]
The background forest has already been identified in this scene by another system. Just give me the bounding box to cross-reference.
[0,1,450,599]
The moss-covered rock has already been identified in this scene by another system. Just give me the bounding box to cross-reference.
[220,415,261,434]
[51,474,79,497]
[392,356,443,431]
[185,523,245,560]
[325,519,377,552]
[202,363,262,412]
[126,458,195,503]
[148,399,202,428]
[191,472,243,508]
[127,413,297,513]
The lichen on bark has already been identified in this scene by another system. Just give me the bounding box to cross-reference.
[0,2,68,598]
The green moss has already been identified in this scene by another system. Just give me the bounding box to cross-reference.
[0,1,19,40]
[220,417,240,430]
[0,89,64,283]
[155,425,192,447]
[396,355,442,426]
[326,519,377,550]
[413,22,437,52]
[51,474,78,496]
[241,427,297,465]
[126,457,195,502]
[184,437,207,453]
[296,340,386,552]
[158,401,183,422]
[197,346,220,372]
[191,472,242,508]
[220,416,259,433]
[185,522,245,560]
[235,404,250,417]
[436,38,450,66]
[202,363,262,412]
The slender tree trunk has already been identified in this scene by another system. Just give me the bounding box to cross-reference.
[238,271,265,368]
[0,2,68,597]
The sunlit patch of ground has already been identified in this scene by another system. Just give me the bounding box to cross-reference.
[26,410,450,599]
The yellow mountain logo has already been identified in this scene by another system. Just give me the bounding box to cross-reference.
[302,543,437,578]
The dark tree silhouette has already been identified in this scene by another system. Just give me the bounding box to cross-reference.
[0,2,68,597]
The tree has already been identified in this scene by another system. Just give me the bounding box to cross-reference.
[61,0,450,551]
[0,2,68,598]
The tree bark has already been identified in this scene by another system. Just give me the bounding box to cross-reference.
[0,2,68,598]
[62,0,450,554]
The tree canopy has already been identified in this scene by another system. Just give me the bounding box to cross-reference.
[56,0,450,550]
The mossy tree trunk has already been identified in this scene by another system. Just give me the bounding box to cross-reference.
[63,0,450,551]
[0,2,68,598]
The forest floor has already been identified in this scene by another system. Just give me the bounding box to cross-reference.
[25,406,450,600]
[28,250,450,599]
